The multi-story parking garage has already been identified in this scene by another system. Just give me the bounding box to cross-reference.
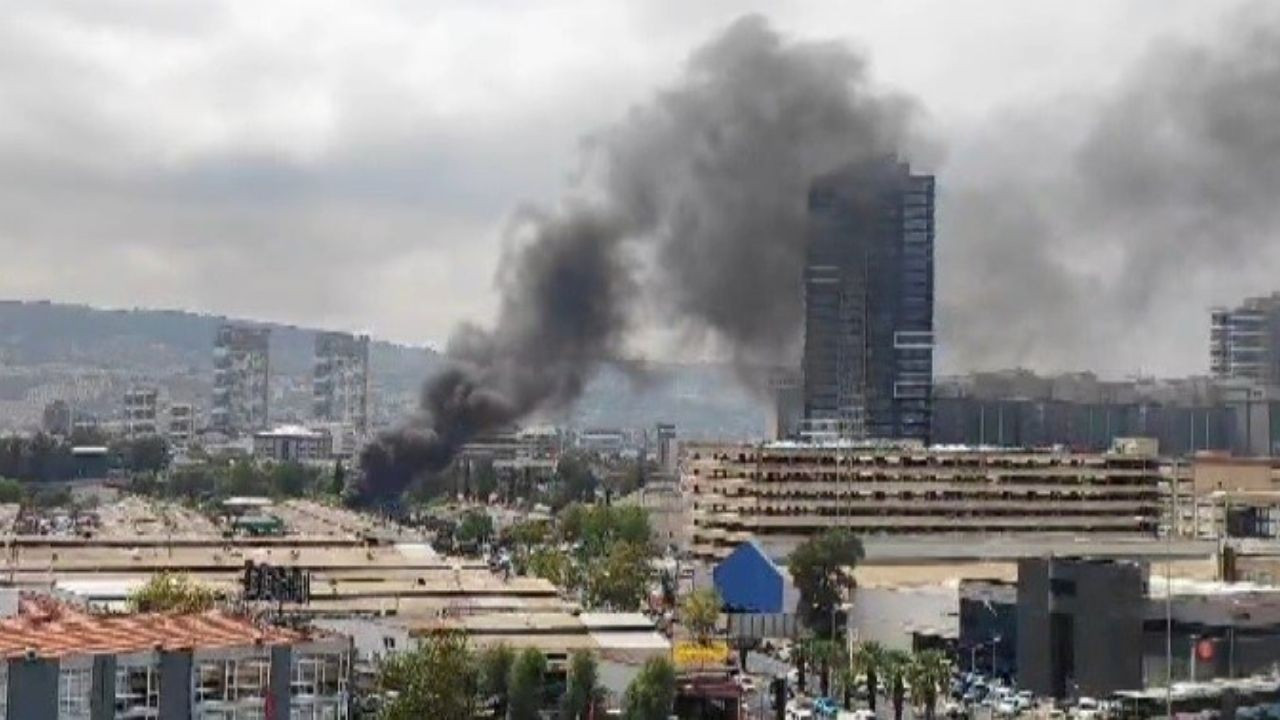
[684,439,1163,560]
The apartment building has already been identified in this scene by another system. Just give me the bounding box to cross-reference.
[1212,293,1280,384]
[122,387,159,438]
[312,333,369,433]
[0,599,351,720]
[253,425,333,463]
[212,325,270,435]
[683,440,1162,560]
[167,403,194,449]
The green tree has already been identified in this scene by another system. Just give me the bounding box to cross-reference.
[810,639,845,698]
[0,478,23,504]
[584,541,653,610]
[788,529,863,638]
[113,436,171,474]
[552,452,597,509]
[127,572,218,613]
[883,650,911,720]
[506,647,547,720]
[268,461,316,498]
[562,650,603,720]
[622,656,677,720]
[456,509,495,549]
[478,643,515,716]
[473,459,499,500]
[528,546,577,590]
[909,650,952,720]
[680,587,721,645]
[852,641,887,713]
[330,460,346,496]
[379,630,478,720]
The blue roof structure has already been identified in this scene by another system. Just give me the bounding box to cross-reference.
[712,540,788,614]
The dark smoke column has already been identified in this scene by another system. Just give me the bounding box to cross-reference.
[357,16,923,502]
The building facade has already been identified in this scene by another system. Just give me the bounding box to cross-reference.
[167,403,194,449]
[312,333,369,433]
[212,325,270,435]
[253,425,333,463]
[1212,293,1280,384]
[1016,558,1146,699]
[122,387,159,438]
[683,441,1162,560]
[803,156,934,443]
[0,605,351,720]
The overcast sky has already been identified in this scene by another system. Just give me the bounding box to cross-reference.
[0,1,1267,377]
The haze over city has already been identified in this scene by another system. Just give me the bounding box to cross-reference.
[4,0,1278,377]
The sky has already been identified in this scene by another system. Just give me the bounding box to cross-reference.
[0,0,1270,378]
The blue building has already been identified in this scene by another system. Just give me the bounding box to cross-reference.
[712,540,797,614]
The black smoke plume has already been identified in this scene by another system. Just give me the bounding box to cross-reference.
[356,16,920,501]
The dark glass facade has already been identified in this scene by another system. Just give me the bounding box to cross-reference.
[802,157,934,442]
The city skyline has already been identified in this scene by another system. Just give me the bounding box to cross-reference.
[1,2,1276,378]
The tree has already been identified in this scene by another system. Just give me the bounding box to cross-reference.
[552,452,598,509]
[810,639,844,698]
[128,572,218,613]
[456,509,495,549]
[788,529,864,638]
[561,650,603,720]
[113,436,171,474]
[528,546,577,590]
[506,647,547,720]
[909,650,952,720]
[0,478,23,504]
[479,643,516,716]
[379,630,478,720]
[680,587,721,644]
[852,641,886,713]
[622,656,677,720]
[883,650,911,720]
[584,541,653,610]
[330,460,346,496]
[473,459,499,501]
[268,461,316,498]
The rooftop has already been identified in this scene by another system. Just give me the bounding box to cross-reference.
[0,598,312,659]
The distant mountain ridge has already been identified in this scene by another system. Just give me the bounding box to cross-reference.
[0,301,767,437]
[0,300,438,388]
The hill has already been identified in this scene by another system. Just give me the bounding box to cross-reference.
[0,301,767,437]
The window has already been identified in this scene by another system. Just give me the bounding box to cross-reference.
[116,663,161,719]
[58,666,92,720]
[1049,578,1077,597]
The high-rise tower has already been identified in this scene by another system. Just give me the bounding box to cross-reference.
[802,156,935,442]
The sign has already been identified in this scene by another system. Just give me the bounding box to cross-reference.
[1196,638,1216,662]
[673,641,730,668]
[243,562,311,604]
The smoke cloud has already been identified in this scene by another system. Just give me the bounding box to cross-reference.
[940,3,1280,375]
[357,15,920,501]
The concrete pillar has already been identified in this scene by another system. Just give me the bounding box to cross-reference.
[268,645,292,720]
[158,650,193,720]
[90,654,116,720]
[6,656,58,720]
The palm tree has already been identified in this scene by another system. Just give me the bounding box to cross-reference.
[809,639,844,698]
[882,650,911,720]
[851,641,887,712]
[908,650,952,720]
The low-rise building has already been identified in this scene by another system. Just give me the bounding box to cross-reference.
[0,597,352,720]
[253,425,333,463]
[684,440,1163,560]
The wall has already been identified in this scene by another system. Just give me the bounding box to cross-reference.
[848,585,958,652]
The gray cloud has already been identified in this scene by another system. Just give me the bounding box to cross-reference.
[940,2,1280,376]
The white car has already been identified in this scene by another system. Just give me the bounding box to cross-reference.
[1072,697,1100,720]
[738,676,757,693]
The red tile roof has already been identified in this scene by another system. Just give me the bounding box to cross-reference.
[0,597,309,659]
